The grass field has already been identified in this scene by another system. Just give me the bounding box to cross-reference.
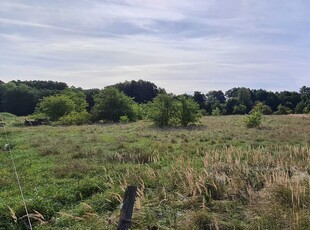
[0,115,310,229]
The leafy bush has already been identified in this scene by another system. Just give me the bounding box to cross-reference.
[233,104,247,114]
[176,95,202,126]
[244,111,262,128]
[38,94,75,121]
[251,102,273,115]
[211,108,221,116]
[58,111,91,125]
[119,115,130,123]
[37,90,89,122]
[147,93,177,127]
[147,94,202,127]
[274,105,292,115]
[92,87,138,122]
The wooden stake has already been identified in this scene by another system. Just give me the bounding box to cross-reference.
[117,185,137,230]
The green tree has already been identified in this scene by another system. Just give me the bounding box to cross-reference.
[297,86,310,114]
[233,104,247,114]
[83,88,100,111]
[225,98,239,115]
[237,87,252,112]
[112,79,162,103]
[274,104,292,115]
[193,91,207,111]
[296,101,310,114]
[251,102,273,115]
[37,88,89,122]
[205,90,226,114]
[12,80,67,91]
[277,91,301,112]
[38,95,75,121]
[212,108,221,116]
[63,88,88,112]
[299,86,310,101]
[225,87,253,114]
[2,82,38,116]
[147,93,177,127]
[92,87,137,122]
[176,96,202,126]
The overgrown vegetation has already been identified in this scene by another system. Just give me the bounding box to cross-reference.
[0,80,309,117]
[1,115,309,229]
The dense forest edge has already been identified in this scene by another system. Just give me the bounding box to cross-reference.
[0,79,309,126]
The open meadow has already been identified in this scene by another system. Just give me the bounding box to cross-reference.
[1,115,310,229]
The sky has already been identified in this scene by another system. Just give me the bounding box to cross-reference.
[0,0,310,94]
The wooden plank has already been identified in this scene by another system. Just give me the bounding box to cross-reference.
[117,185,137,230]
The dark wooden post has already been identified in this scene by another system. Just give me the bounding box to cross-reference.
[117,185,137,230]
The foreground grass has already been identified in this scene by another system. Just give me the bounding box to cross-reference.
[0,115,310,229]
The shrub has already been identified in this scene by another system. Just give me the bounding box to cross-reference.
[233,104,247,114]
[92,87,138,122]
[119,115,130,123]
[38,95,75,121]
[147,93,177,127]
[274,105,292,115]
[58,111,91,125]
[244,111,262,128]
[211,108,221,116]
[147,94,202,127]
[176,96,202,126]
[251,102,273,115]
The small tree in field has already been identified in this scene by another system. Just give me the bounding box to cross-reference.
[92,87,137,122]
[244,111,262,128]
[176,96,202,126]
[147,93,176,127]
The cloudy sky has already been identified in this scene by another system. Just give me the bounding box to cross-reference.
[0,0,309,93]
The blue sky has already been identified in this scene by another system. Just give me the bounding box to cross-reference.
[0,0,309,93]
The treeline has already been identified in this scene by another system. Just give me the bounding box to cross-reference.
[0,79,309,119]
[193,87,310,115]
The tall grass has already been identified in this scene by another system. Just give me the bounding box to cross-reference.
[0,115,309,229]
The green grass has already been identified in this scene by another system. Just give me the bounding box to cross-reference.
[0,113,24,127]
[0,115,310,229]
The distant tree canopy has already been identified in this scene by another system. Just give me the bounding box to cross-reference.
[84,88,100,111]
[0,80,68,116]
[297,86,310,113]
[1,82,38,116]
[12,80,68,91]
[111,79,163,103]
[300,86,310,100]
[0,79,309,117]
[193,91,207,111]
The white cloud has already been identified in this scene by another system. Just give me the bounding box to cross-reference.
[0,0,309,93]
